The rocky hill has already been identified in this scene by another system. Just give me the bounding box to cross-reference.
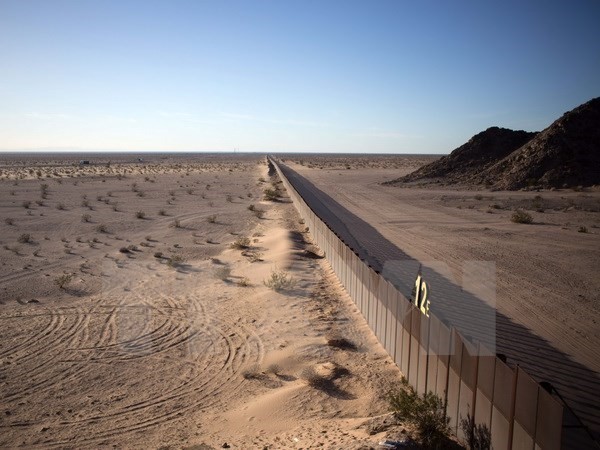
[388,97,600,189]
[478,97,600,189]
[389,127,537,185]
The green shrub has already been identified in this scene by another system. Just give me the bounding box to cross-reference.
[388,378,450,448]
[264,269,295,292]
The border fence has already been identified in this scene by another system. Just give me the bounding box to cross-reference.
[269,157,564,449]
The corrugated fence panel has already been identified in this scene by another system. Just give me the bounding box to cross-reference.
[427,314,441,396]
[384,281,396,359]
[491,359,516,450]
[408,306,421,387]
[361,263,370,321]
[474,345,495,444]
[416,313,430,395]
[447,329,464,434]
[401,306,412,377]
[512,367,539,450]
[457,338,478,443]
[368,269,379,332]
[534,386,562,450]
[392,288,405,368]
[376,275,388,346]
[437,320,451,404]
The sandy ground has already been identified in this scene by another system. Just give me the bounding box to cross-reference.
[0,155,418,449]
[286,155,600,439]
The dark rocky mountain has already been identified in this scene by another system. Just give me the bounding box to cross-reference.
[386,127,537,185]
[388,97,600,189]
[478,97,600,189]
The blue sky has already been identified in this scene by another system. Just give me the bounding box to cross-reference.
[1,0,599,153]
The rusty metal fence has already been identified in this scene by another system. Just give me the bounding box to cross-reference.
[270,157,564,449]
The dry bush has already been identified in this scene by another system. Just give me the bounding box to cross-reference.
[207,214,217,224]
[56,202,66,210]
[54,273,73,289]
[95,224,108,233]
[158,208,167,216]
[247,204,256,211]
[153,251,163,258]
[17,233,32,244]
[237,277,251,287]
[511,209,533,224]
[264,269,295,292]
[135,211,146,219]
[214,266,232,281]
[81,213,91,223]
[263,188,279,201]
[578,226,588,233]
[226,194,233,203]
[22,200,31,209]
[230,236,251,249]
[170,218,182,228]
[5,217,15,226]
[167,254,185,268]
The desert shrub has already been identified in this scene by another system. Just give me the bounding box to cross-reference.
[171,218,182,228]
[263,188,279,201]
[578,226,588,233]
[119,247,131,253]
[258,177,266,183]
[56,202,66,210]
[247,204,256,211]
[95,224,108,233]
[167,254,185,268]
[158,208,167,216]
[264,269,295,292]
[153,251,163,258]
[207,214,217,224]
[35,199,44,206]
[460,413,491,450]
[22,200,31,209]
[5,217,15,226]
[511,209,533,224]
[474,194,483,200]
[237,277,251,287]
[136,190,145,197]
[135,211,146,219]
[389,377,450,448]
[226,194,233,203]
[54,273,74,289]
[242,250,263,262]
[17,233,32,244]
[214,266,232,281]
[112,203,119,212]
[81,213,91,223]
[326,336,357,350]
[187,188,193,195]
[230,236,251,249]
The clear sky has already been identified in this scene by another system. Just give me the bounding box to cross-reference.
[1,0,599,154]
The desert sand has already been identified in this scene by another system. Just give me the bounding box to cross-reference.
[285,155,600,441]
[0,155,418,449]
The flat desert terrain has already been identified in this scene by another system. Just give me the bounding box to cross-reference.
[285,154,600,441]
[0,155,414,449]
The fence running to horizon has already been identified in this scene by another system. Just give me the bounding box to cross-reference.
[269,157,565,450]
